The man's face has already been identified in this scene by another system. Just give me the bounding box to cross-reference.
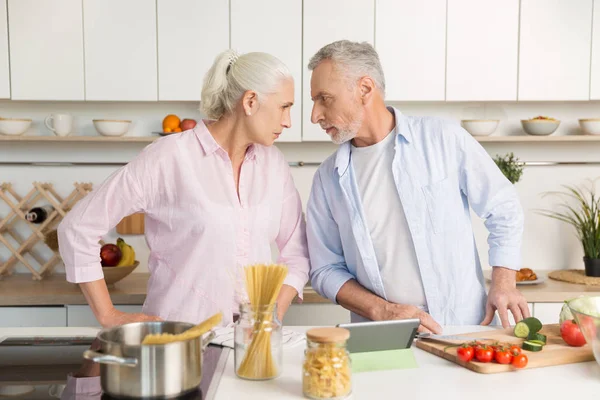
[310,60,364,144]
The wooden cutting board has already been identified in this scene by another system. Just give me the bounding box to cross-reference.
[415,324,595,373]
[116,213,145,235]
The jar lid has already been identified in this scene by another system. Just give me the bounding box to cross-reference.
[306,327,350,343]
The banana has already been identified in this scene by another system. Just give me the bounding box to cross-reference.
[116,237,136,267]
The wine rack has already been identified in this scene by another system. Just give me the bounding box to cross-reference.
[0,182,93,280]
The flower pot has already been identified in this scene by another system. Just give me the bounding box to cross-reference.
[583,257,600,277]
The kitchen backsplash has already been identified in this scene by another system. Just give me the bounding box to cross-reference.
[2,100,600,276]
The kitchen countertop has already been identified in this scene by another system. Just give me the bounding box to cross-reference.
[214,325,600,399]
[1,325,598,399]
[0,270,599,307]
[0,273,329,306]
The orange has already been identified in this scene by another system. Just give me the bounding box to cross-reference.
[173,127,182,132]
[164,127,173,133]
[162,114,180,131]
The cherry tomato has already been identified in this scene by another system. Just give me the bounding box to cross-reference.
[511,353,528,368]
[560,320,587,347]
[509,345,522,355]
[475,345,494,363]
[494,348,513,364]
[457,345,474,362]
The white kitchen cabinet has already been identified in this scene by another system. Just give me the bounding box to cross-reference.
[83,0,157,101]
[0,0,9,99]
[518,0,593,101]
[533,303,563,325]
[283,304,350,326]
[0,307,66,327]
[157,0,228,102]
[8,0,84,100]
[231,0,302,142]
[66,305,143,327]
[302,0,374,142]
[446,0,519,101]
[376,0,446,102]
[591,0,600,99]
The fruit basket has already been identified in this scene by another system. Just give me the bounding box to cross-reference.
[102,260,139,286]
[99,237,139,286]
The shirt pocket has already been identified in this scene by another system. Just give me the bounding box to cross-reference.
[422,177,463,235]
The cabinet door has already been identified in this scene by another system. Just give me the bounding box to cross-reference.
[376,0,446,101]
[518,0,593,101]
[8,0,84,100]
[0,0,9,99]
[446,0,519,101]
[0,307,66,327]
[231,0,302,142]
[84,0,157,101]
[533,303,563,325]
[591,0,600,99]
[157,0,229,101]
[302,0,375,142]
[66,305,143,327]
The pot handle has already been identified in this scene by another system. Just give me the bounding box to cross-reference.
[201,331,216,352]
[83,350,138,367]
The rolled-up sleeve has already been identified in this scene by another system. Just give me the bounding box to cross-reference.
[275,164,310,299]
[57,149,153,283]
[306,170,354,304]
[456,127,524,270]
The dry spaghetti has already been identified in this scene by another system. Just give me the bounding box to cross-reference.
[235,263,288,380]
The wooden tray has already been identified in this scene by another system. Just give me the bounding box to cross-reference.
[415,324,595,373]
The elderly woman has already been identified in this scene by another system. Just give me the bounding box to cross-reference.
[58,50,309,328]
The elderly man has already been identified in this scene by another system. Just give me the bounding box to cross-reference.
[306,40,527,333]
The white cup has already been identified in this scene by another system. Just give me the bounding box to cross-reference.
[45,113,73,136]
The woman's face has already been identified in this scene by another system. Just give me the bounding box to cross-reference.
[244,78,294,146]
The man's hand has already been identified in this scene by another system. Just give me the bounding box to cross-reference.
[99,307,162,328]
[481,267,530,328]
[375,303,442,334]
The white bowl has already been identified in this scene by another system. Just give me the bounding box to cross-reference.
[579,119,600,135]
[0,385,35,397]
[461,120,499,136]
[521,119,560,136]
[93,119,131,137]
[0,118,32,136]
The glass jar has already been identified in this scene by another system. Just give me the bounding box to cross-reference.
[234,303,282,380]
[302,327,352,400]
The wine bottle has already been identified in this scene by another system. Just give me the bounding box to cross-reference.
[25,205,54,224]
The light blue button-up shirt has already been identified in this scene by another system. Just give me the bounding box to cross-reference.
[306,107,524,326]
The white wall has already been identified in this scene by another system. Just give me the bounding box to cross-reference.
[2,100,600,277]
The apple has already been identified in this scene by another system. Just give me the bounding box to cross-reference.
[180,119,197,131]
[100,244,122,267]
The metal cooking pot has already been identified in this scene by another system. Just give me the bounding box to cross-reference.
[83,321,215,399]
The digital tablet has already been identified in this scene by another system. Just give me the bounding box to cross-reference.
[336,319,420,353]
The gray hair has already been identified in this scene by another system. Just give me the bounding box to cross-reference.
[201,50,292,120]
[308,40,385,95]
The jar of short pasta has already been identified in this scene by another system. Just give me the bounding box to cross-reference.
[302,327,352,400]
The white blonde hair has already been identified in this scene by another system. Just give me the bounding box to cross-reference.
[201,50,292,119]
[308,40,385,95]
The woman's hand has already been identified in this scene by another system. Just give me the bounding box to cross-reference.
[99,307,162,328]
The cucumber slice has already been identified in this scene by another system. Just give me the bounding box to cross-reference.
[527,332,547,344]
[522,340,544,352]
[514,317,543,338]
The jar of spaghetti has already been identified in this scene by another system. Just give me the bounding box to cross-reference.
[302,327,352,399]
[234,303,282,380]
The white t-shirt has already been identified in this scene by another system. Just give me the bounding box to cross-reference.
[351,129,428,310]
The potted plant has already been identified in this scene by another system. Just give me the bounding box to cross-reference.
[536,179,600,277]
[493,152,524,184]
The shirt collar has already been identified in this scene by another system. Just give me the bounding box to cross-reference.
[194,120,258,162]
[334,106,410,176]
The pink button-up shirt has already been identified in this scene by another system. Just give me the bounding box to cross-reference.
[58,121,310,326]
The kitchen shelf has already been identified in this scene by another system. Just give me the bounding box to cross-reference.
[1,135,600,143]
[475,135,600,142]
[0,135,158,143]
